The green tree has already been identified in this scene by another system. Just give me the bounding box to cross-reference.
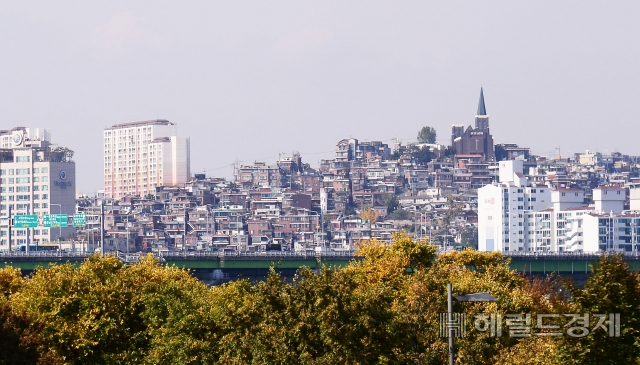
[383,193,399,213]
[417,126,437,144]
[559,254,640,364]
[50,147,74,162]
[408,145,433,165]
[459,226,478,249]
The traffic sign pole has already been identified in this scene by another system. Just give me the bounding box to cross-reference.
[8,206,11,253]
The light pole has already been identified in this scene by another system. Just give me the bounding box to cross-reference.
[49,203,62,244]
[447,283,498,365]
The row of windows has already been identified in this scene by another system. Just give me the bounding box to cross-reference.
[0,177,48,184]
[0,168,48,175]
[1,203,48,210]
[0,194,48,201]
[0,229,49,236]
[1,186,48,193]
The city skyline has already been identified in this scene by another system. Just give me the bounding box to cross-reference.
[1,2,639,194]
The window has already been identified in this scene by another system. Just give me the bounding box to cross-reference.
[42,186,48,191]
[15,156,29,162]
[8,178,13,184]
[16,178,29,183]
[42,177,48,182]
[41,168,47,173]
[42,203,48,208]
[16,186,29,192]
[33,177,39,182]
[33,168,39,173]
[16,169,29,175]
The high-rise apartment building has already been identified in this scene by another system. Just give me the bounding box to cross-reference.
[478,160,635,253]
[103,120,190,199]
[0,127,76,249]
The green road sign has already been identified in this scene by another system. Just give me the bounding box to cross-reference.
[44,214,68,228]
[13,215,38,228]
[73,213,86,227]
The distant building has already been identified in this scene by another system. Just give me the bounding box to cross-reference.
[478,160,552,252]
[335,138,390,162]
[452,88,495,161]
[495,143,530,161]
[103,120,191,199]
[0,127,76,248]
[236,162,283,189]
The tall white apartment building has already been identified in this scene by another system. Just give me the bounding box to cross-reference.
[478,160,552,252]
[103,120,190,199]
[479,161,634,252]
[0,127,76,249]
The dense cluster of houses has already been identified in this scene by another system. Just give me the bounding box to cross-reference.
[68,129,640,255]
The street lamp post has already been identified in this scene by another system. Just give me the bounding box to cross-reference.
[447,283,498,365]
[49,203,62,244]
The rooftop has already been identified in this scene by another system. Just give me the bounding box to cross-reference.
[107,119,174,130]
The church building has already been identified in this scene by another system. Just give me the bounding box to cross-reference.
[451,88,495,161]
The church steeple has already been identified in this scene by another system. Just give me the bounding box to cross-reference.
[477,87,487,116]
[475,87,489,130]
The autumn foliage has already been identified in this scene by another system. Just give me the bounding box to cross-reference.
[0,233,638,364]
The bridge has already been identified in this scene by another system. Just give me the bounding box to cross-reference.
[1,251,639,274]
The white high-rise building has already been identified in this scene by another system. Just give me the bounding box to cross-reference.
[0,127,76,249]
[479,161,635,253]
[103,120,190,199]
[478,160,552,252]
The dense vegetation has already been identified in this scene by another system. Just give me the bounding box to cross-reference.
[0,234,638,364]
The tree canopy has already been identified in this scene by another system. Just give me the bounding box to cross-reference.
[417,126,437,144]
[0,238,638,364]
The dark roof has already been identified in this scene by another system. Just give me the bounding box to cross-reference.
[477,87,487,116]
[108,119,173,129]
[553,188,582,192]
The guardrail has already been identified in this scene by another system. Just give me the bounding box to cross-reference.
[0,252,93,259]
[500,251,640,260]
[159,250,358,260]
[1,250,638,261]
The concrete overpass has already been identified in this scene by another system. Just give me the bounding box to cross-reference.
[1,251,639,276]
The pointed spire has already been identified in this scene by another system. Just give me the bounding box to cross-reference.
[477,87,487,116]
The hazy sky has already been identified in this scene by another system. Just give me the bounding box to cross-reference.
[1,1,639,194]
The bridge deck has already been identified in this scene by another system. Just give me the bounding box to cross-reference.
[0,252,638,272]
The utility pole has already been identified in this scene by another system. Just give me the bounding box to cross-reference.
[448,283,454,365]
[183,209,187,251]
[8,206,12,253]
[26,205,31,252]
[100,203,105,258]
